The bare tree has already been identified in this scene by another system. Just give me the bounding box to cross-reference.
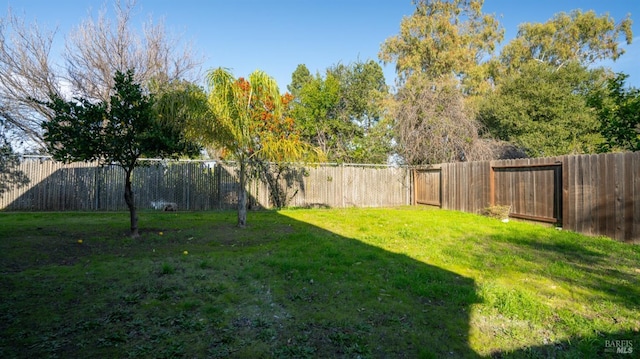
[0,12,61,146]
[0,0,202,150]
[65,0,202,102]
[392,75,488,165]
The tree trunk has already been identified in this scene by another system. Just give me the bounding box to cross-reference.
[124,168,139,237]
[255,160,284,208]
[237,158,247,228]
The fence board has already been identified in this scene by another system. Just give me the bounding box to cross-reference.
[634,152,640,241]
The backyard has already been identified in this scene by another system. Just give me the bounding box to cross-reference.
[0,207,638,358]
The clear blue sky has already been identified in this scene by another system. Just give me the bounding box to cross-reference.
[3,0,639,90]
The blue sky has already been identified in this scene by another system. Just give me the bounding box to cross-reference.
[3,0,639,90]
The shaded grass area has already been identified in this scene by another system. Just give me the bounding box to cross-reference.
[0,207,638,358]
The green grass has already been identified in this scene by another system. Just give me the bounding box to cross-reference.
[0,207,638,358]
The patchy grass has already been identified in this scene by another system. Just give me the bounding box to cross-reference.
[0,207,638,358]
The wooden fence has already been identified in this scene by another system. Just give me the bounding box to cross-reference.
[0,158,412,212]
[414,152,640,243]
[2,152,638,243]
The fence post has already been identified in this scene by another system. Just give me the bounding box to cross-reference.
[95,164,102,210]
[341,163,345,208]
[411,168,416,206]
[561,156,568,229]
[187,164,191,210]
[489,161,495,207]
[216,163,221,209]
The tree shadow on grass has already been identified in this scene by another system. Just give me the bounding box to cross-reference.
[252,213,482,358]
[0,210,482,358]
[2,210,638,357]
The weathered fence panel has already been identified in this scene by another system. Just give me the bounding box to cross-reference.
[1,159,411,211]
[563,152,639,243]
[279,164,410,208]
[441,160,491,214]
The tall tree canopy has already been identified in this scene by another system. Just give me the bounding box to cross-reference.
[0,0,201,149]
[191,67,318,227]
[288,64,312,99]
[591,74,640,152]
[379,0,503,93]
[380,1,635,161]
[479,9,635,157]
[42,70,200,237]
[499,9,633,74]
[478,61,605,157]
[0,126,29,197]
[291,60,391,163]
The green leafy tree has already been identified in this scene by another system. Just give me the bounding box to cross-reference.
[0,126,29,197]
[591,73,640,152]
[478,61,605,157]
[332,60,392,163]
[292,71,349,160]
[288,64,312,99]
[379,0,503,93]
[192,67,317,227]
[483,9,633,157]
[329,60,387,131]
[42,70,200,237]
[152,78,210,151]
[499,10,633,74]
[292,60,391,163]
[349,117,394,164]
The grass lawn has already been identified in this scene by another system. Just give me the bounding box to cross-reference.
[0,207,638,358]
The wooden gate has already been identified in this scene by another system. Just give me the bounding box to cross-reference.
[490,161,563,224]
[413,166,441,206]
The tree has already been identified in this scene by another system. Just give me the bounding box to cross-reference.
[478,61,604,157]
[331,60,392,163]
[291,60,391,163]
[287,64,312,99]
[192,67,317,227]
[0,11,60,147]
[152,78,210,150]
[392,74,487,165]
[592,73,640,152]
[0,123,29,197]
[379,0,503,93]
[0,0,201,150]
[42,70,200,237]
[349,116,394,164]
[329,60,387,131]
[483,9,633,157]
[292,71,346,160]
[499,10,633,74]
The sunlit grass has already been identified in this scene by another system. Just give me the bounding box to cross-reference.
[0,207,638,358]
